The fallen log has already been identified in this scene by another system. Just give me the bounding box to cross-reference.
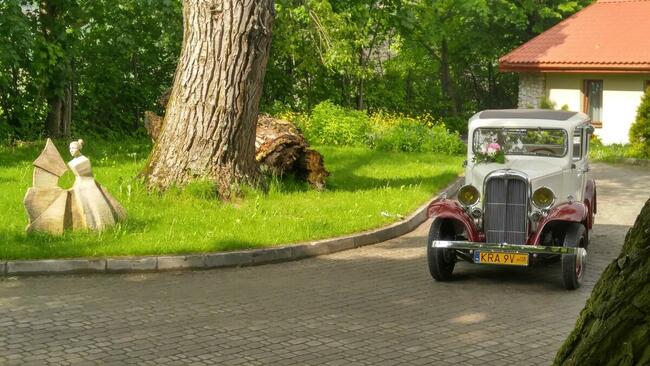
[143,112,328,189]
[144,111,163,142]
[255,114,328,190]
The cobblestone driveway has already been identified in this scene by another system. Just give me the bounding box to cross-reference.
[1,163,649,366]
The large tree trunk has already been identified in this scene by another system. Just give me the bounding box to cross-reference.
[554,199,650,365]
[145,0,274,193]
[45,96,63,137]
[45,81,73,137]
[145,111,329,189]
[356,48,365,111]
[439,37,459,116]
[40,0,74,138]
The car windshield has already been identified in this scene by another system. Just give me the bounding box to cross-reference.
[472,128,567,157]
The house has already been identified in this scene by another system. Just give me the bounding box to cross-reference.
[499,0,650,144]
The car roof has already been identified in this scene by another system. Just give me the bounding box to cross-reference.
[469,109,591,130]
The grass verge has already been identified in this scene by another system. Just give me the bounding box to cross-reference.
[0,139,463,260]
[589,143,642,163]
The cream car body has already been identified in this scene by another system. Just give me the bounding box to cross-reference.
[426,110,597,290]
[465,110,593,215]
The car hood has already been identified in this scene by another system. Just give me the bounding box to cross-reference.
[468,159,564,189]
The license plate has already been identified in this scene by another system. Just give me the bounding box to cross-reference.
[473,251,529,266]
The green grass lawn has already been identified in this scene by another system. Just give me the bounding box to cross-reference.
[0,139,463,260]
[589,142,646,163]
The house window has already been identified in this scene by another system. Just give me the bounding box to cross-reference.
[645,80,650,93]
[583,80,603,128]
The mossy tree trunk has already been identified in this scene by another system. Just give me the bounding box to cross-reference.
[145,0,274,194]
[554,199,650,365]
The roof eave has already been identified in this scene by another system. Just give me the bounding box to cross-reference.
[499,62,650,74]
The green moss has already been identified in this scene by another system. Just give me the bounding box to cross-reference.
[554,199,650,365]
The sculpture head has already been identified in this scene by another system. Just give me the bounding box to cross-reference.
[69,139,84,158]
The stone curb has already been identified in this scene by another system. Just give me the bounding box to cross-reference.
[2,177,463,276]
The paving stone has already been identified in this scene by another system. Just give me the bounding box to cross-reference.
[291,243,331,259]
[7,259,105,275]
[251,247,293,265]
[157,255,205,270]
[204,252,252,268]
[106,258,157,272]
[325,237,356,253]
[0,164,643,365]
[353,231,383,248]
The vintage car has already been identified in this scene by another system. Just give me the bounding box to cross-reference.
[427,109,596,290]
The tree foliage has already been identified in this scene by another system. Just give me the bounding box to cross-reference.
[0,0,181,140]
[629,86,650,158]
[0,0,590,141]
[0,0,45,138]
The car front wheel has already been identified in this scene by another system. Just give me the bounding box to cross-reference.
[561,223,587,290]
[427,219,456,281]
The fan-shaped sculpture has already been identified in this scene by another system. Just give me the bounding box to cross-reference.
[23,139,126,234]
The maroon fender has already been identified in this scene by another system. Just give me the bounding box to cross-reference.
[427,199,482,242]
[529,201,588,245]
[584,179,597,229]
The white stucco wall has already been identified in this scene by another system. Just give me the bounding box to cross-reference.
[545,73,648,144]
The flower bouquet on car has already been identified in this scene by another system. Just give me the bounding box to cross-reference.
[473,141,506,164]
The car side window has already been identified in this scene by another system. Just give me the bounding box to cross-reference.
[572,129,583,161]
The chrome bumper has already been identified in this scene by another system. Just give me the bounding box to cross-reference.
[432,240,586,256]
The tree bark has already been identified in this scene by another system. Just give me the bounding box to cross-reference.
[40,0,74,138]
[145,0,275,193]
[61,81,72,136]
[554,199,650,366]
[144,111,328,189]
[439,37,459,116]
[45,96,63,137]
[45,80,72,137]
[356,47,365,111]
[405,69,414,106]
[255,115,328,189]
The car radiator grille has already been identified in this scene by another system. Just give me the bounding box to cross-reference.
[484,176,528,244]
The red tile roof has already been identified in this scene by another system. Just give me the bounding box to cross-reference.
[499,0,650,73]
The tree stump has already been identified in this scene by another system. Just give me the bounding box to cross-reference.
[553,199,650,365]
[255,115,328,190]
[144,112,328,190]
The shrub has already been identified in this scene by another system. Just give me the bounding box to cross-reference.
[304,101,370,146]
[373,118,431,153]
[371,114,465,155]
[424,124,466,154]
[441,116,469,136]
[539,96,557,110]
[286,102,465,155]
[629,87,650,158]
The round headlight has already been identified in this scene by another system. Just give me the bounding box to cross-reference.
[458,185,480,207]
[532,187,555,210]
